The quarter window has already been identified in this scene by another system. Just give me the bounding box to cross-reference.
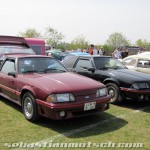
[1,60,15,74]
[75,59,93,69]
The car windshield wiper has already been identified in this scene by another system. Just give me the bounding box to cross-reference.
[44,68,66,73]
[22,70,38,73]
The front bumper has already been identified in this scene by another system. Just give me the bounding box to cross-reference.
[120,87,150,101]
[36,95,110,120]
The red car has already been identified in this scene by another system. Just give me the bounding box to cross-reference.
[0,36,35,65]
[0,55,110,122]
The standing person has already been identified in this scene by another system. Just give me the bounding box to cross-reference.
[88,44,95,55]
[102,49,105,55]
[98,48,103,55]
[83,48,87,53]
[137,47,144,54]
[112,47,122,59]
[93,45,98,55]
[121,48,129,59]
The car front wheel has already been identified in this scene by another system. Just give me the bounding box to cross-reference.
[106,83,122,103]
[22,92,40,122]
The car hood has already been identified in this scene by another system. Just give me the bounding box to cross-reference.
[19,72,105,96]
[100,69,150,83]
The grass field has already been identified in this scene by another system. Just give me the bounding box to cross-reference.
[0,97,150,150]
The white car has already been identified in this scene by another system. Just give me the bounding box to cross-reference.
[123,55,150,74]
[138,51,150,56]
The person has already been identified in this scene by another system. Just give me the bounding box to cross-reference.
[82,48,87,53]
[77,48,81,52]
[121,48,129,59]
[98,48,103,55]
[112,47,122,59]
[93,46,98,55]
[102,49,105,55]
[137,47,144,54]
[88,44,95,55]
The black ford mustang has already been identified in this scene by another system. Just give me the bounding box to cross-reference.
[62,55,150,103]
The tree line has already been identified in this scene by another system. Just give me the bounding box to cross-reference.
[18,26,150,54]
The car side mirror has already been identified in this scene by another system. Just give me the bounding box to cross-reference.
[88,67,95,73]
[8,71,16,78]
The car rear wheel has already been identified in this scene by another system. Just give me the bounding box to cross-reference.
[22,92,40,122]
[106,83,122,103]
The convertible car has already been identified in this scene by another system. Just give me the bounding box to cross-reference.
[62,55,150,103]
[0,55,110,122]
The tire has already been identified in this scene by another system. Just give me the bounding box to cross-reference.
[22,92,40,122]
[106,83,123,103]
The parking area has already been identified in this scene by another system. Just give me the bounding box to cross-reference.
[0,97,150,150]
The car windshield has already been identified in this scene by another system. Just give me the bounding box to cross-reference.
[18,57,67,74]
[94,57,127,70]
[0,46,35,54]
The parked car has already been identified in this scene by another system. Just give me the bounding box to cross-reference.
[45,49,64,61]
[62,52,90,63]
[0,55,110,122]
[123,55,150,74]
[62,55,150,103]
[0,36,35,65]
[138,51,150,56]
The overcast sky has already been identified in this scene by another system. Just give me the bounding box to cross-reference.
[0,0,150,44]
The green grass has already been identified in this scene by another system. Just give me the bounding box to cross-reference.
[0,97,150,150]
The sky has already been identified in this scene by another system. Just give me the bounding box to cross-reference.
[0,0,150,45]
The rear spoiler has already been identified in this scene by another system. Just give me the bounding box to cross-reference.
[0,36,30,48]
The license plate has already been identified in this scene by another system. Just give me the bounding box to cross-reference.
[84,102,96,111]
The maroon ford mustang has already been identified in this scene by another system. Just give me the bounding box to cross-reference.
[0,55,110,122]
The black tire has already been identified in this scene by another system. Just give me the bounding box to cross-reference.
[106,83,123,103]
[22,92,40,122]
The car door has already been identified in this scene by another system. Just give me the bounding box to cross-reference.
[72,58,95,79]
[0,58,18,101]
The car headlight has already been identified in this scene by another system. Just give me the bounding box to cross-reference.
[46,93,75,103]
[131,83,150,89]
[96,88,107,97]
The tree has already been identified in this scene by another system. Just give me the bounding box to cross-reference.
[18,28,41,38]
[106,32,130,49]
[101,44,112,55]
[44,26,64,48]
[135,39,150,50]
[57,42,69,51]
[135,39,143,47]
[69,35,89,50]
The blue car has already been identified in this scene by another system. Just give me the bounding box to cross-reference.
[61,52,90,62]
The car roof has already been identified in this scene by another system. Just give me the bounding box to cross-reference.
[138,51,150,55]
[76,55,112,58]
[123,54,150,60]
[69,52,91,56]
[5,54,50,59]
[0,36,30,48]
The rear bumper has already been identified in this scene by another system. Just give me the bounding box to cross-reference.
[36,95,110,120]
